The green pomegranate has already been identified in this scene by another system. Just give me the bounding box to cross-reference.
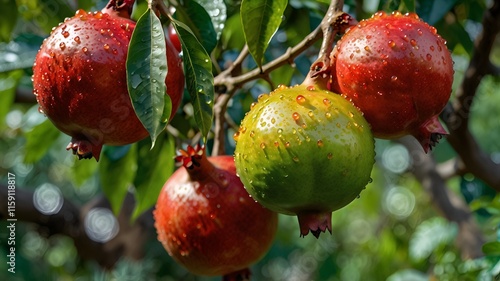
[234,83,375,238]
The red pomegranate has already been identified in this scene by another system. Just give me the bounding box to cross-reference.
[330,11,453,152]
[154,145,278,280]
[32,0,184,161]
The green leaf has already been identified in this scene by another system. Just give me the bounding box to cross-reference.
[132,132,175,221]
[71,158,98,187]
[400,0,415,13]
[417,0,458,25]
[409,217,458,261]
[482,241,500,256]
[194,0,227,40]
[175,0,218,54]
[23,119,61,163]
[0,70,22,128]
[0,0,17,42]
[241,0,288,67]
[0,36,43,72]
[99,145,137,215]
[172,19,214,140]
[127,8,170,147]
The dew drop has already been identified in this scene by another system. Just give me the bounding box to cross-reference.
[258,93,268,101]
[82,47,88,53]
[274,141,279,147]
[364,46,371,52]
[260,142,266,149]
[277,128,283,134]
[292,156,299,162]
[327,153,333,159]
[426,53,432,61]
[388,40,396,48]
[317,140,324,147]
[77,76,82,82]
[308,111,314,117]
[233,132,240,141]
[285,142,290,148]
[103,44,110,50]
[325,112,332,118]
[348,111,354,118]
[323,98,331,106]
[391,75,398,82]
[430,46,435,52]
[292,112,300,121]
[62,31,69,38]
[306,85,315,91]
[296,95,306,104]
[59,42,66,50]
[249,131,255,138]
[74,36,81,44]
[410,39,418,47]
[417,29,423,36]
[250,102,257,110]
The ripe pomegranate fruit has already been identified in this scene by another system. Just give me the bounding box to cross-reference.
[32,0,184,161]
[330,11,453,152]
[234,82,375,238]
[154,145,278,280]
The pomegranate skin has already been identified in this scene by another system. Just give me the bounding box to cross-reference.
[154,145,278,278]
[331,11,453,152]
[32,5,184,161]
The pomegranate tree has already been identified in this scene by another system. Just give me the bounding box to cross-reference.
[32,0,184,161]
[330,11,454,152]
[154,145,278,280]
[234,77,375,238]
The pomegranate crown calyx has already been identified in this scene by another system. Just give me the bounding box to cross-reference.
[175,144,205,170]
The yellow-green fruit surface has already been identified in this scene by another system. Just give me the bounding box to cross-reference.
[234,85,375,215]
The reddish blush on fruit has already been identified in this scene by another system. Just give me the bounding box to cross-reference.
[154,145,278,279]
[330,11,454,152]
[32,0,184,161]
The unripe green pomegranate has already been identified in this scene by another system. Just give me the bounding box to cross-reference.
[234,83,375,238]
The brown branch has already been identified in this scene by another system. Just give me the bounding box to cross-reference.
[0,185,154,269]
[441,0,500,192]
[400,137,485,259]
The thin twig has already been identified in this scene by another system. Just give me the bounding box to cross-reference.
[441,0,500,192]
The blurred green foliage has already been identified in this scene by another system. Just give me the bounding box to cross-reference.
[1,0,500,280]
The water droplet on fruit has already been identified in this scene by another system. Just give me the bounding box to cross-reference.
[410,39,418,47]
[317,140,324,147]
[364,46,371,52]
[59,42,66,50]
[285,142,290,147]
[250,131,255,138]
[258,93,268,101]
[292,112,300,121]
[82,47,88,53]
[62,31,69,38]
[296,95,306,104]
[306,85,315,91]
[348,111,354,118]
[391,76,398,82]
[103,44,110,51]
[233,132,240,141]
[260,142,266,149]
[292,156,299,162]
[388,40,396,48]
[327,153,333,159]
[325,112,332,118]
[277,128,283,134]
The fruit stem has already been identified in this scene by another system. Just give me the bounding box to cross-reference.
[302,12,356,90]
[176,145,224,185]
[297,212,332,238]
[222,268,251,281]
[102,0,136,18]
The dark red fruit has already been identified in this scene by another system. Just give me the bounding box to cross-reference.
[32,0,184,161]
[154,145,278,280]
[168,25,182,53]
[330,11,453,152]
